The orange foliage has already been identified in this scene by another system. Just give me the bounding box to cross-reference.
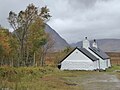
[0,28,12,55]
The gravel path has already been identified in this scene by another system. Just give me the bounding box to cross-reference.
[82,73,120,90]
[64,73,120,90]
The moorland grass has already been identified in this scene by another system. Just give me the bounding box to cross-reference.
[0,66,84,90]
[0,65,120,90]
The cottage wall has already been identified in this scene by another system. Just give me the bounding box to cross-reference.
[107,59,111,67]
[61,61,96,70]
[61,49,97,70]
[87,49,107,70]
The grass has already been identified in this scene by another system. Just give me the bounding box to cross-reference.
[0,66,84,90]
[106,65,120,72]
[0,65,120,90]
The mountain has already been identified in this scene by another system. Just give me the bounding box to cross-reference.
[45,24,120,52]
[45,24,69,51]
[71,39,120,52]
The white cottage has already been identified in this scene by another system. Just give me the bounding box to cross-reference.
[59,47,99,70]
[83,38,111,70]
[58,37,111,70]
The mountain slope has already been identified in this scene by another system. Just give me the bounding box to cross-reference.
[96,39,120,52]
[45,24,69,51]
[71,39,120,52]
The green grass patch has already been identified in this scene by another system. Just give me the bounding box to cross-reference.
[106,65,120,72]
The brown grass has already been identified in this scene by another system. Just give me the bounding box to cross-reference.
[107,52,120,65]
[1,66,120,90]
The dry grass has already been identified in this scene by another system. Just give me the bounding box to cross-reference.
[0,66,84,90]
[107,52,120,65]
[0,66,120,90]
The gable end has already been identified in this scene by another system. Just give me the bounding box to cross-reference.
[59,47,98,64]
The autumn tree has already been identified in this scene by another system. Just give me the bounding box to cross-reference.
[27,18,47,66]
[0,28,13,66]
[8,4,51,66]
[40,34,55,66]
[9,33,19,66]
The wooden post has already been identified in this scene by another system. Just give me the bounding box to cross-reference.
[33,52,36,66]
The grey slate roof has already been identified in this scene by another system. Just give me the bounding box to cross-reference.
[89,47,109,60]
[60,47,98,63]
[78,48,99,61]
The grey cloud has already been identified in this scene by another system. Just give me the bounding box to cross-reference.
[0,0,120,43]
[0,0,44,28]
[47,0,120,43]
[68,0,97,9]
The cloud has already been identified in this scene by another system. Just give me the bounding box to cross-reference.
[0,0,120,43]
[68,0,97,9]
[0,0,44,29]
[46,0,120,43]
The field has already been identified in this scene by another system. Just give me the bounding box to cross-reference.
[0,66,120,90]
[107,52,120,65]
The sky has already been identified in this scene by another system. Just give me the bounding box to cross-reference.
[0,0,120,43]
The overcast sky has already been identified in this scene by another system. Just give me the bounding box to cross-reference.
[0,0,120,43]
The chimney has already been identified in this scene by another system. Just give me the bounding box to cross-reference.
[92,39,98,48]
[82,37,90,49]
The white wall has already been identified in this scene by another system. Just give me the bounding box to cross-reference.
[61,61,96,70]
[61,49,97,70]
[87,48,107,70]
[62,49,90,61]
[107,59,111,67]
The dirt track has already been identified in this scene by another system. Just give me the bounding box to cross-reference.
[64,72,120,90]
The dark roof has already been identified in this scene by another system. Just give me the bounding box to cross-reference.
[59,47,98,63]
[78,48,99,61]
[89,47,109,60]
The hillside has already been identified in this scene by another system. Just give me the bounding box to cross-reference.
[71,39,120,52]
[45,24,69,51]
[45,25,120,52]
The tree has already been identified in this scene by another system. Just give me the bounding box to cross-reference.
[41,34,55,66]
[0,28,13,66]
[27,18,47,66]
[63,46,72,53]
[0,43,4,66]
[8,4,51,66]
